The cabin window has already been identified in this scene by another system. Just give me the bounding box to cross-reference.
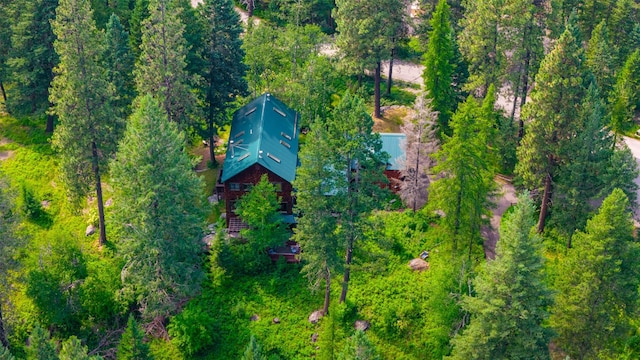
[230,200,239,212]
[242,183,253,191]
[229,183,240,191]
[279,202,288,213]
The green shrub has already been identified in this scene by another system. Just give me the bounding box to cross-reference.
[168,304,218,357]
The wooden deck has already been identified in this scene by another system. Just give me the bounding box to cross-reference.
[268,241,301,263]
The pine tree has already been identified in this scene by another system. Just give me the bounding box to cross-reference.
[171,0,205,79]
[198,0,248,165]
[134,0,197,128]
[294,92,388,308]
[447,193,552,360]
[399,92,439,211]
[333,0,404,118]
[422,0,455,137]
[6,0,58,132]
[129,0,149,59]
[26,325,58,360]
[241,336,266,360]
[610,50,640,135]
[608,0,639,68]
[550,189,640,359]
[59,336,91,360]
[458,0,505,97]
[0,0,13,104]
[502,0,544,128]
[552,83,615,239]
[117,314,150,360]
[515,20,589,234]
[586,20,615,98]
[50,0,122,246]
[105,14,136,119]
[111,95,205,322]
[428,95,495,256]
[337,331,381,360]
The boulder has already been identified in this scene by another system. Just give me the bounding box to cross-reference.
[408,258,429,271]
[354,320,370,331]
[105,198,113,207]
[273,317,280,324]
[85,225,96,236]
[202,234,214,246]
[308,310,324,324]
[250,314,260,322]
[311,333,319,343]
[40,200,50,209]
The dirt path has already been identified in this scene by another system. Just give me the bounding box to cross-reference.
[482,178,517,259]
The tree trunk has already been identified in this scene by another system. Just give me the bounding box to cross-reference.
[339,245,352,303]
[537,172,552,234]
[387,49,394,96]
[323,267,331,315]
[46,107,55,134]
[92,141,107,246]
[247,0,254,17]
[0,304,8,349]
[0,81,6,103]
[374,61,381,118]
[453,189,462,251]
[208,100,217,167]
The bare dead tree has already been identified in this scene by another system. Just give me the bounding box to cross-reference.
[399,92,439,211]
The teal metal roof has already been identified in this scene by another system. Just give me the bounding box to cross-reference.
[221,93,300,183]
[379,133,406,171]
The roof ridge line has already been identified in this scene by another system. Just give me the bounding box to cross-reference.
[256,93,268,164]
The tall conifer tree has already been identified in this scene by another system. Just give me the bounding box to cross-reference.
[550,189,640,358]
[198,0,248,164]
[111,95,205,322]
[333,0,404,118]
[428,95,495,256]
[515,20,589,234]
[50,0,123,246]
[586,20,615,98]
[422,0,455,137]
[447,193,552,360]
[105,14,136,119]
[134,0,197,128]
[7,0,58,131]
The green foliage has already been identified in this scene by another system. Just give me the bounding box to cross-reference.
[447,193,552,359]
[59,336,92,360]
[0,346,15,360]
[26,325,58,360]
[168,304,216,357]
[242,22,335,128]
[117,314,151,360]
[25,233,87,335]
[50,0,124,245]
[428,95,496,255]
[134,0,198,127]
[337,331,380,360]
[610,50,640,134]
[111,95,205,321]
[586,20,615,98]
[516,20,590,233]
[241,335,266,360]
[294,91,389,310]
[235,175,290,273]
[20,184,43,220]
[129,0,149,59]
[197,0,248,162]
[105,14,136,119]
[6,0,58,118]
[550,189,640,359]
[422,0,455,137]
